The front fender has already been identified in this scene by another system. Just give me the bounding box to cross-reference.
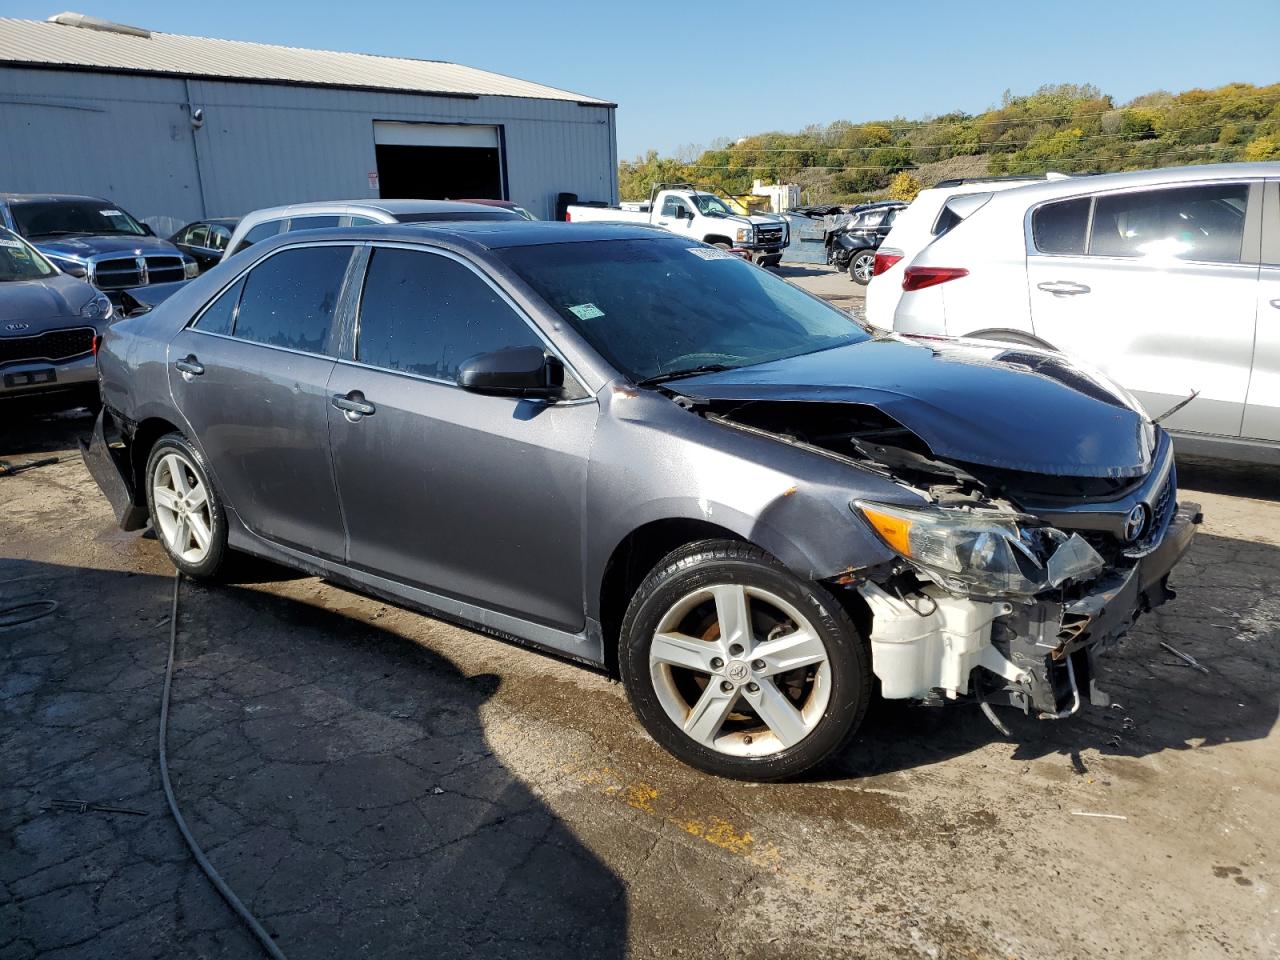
[583,388,906,618]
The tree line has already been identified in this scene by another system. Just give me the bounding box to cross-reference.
[619,82,1280,204]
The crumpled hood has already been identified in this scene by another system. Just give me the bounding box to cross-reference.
[674,335,1156,478]
[0,273,97,328]
[33,234,181,261]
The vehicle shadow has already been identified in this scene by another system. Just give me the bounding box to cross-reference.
[1176,453,1280,503]
[0,557,626,959]
[825,529,1280,781]
[0,402,96,459]
[774,264,834,280]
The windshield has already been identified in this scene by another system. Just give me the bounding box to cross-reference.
[692,194,736,217]
[499,238,870,382]
[0,232,55,281]
[12,200,147,239]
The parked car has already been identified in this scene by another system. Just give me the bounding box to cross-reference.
[890,162,1280,463]
[222,199,523,259]
[83,221,1198,781]
[455,199,537,220]
[825,201,906,284]
[0,227,112,408]
[565,183,790,267]
[865,174,1074,328]
[170,218,239,273]
[0,194,198,303]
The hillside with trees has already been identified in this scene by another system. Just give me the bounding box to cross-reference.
[619,82,1280,204]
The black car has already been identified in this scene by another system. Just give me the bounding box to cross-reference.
[826,201,907,285]
[169,218,239,273]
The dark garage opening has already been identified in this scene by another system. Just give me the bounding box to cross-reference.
[376,144,503,201]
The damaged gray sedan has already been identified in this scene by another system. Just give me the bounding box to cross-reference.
[82,222,1199,780]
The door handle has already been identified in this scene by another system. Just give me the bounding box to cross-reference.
[657,220,670,226]
[174,356,204,380]
[1269,299,1280,309]
[332,391,376,421]
[1037,280,1091,296]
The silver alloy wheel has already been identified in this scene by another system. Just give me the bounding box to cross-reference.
[852,251,875,283]
[649,584,832,757]
[151,452,213,565]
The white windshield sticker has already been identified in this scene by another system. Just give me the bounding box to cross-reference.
[0,238,24,248]
[99,209,122,217]
[568,302,605,320]
[687,246,737,261]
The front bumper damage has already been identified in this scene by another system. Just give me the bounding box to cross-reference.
[856,502,1201,718]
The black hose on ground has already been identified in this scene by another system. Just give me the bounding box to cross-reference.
[159,572,288,960]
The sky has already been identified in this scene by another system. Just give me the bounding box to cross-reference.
[7,0,1279,159]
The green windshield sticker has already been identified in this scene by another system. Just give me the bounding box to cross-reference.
[568,302,605,320]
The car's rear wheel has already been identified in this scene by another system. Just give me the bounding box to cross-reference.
[145,433,228,579]
[619,540,870,781]
[849,249,876,285]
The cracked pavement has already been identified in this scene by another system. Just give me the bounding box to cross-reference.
[2,378,1278,958]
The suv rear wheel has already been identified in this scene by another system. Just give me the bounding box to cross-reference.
[619,540,870,780]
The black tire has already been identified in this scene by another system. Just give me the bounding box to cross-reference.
[144,432,229,579]
[848,249,876,285]
[619,539,871,781]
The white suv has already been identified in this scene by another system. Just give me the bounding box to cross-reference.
[891,162,1280,463]
[865,174,1072,328]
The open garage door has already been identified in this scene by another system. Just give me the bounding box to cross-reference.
[373,121,504,201]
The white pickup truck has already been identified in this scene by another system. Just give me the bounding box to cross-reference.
[566,183,790,267]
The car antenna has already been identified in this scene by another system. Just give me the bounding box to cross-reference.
[1152,389,1200,424]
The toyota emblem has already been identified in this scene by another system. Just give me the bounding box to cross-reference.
[4,321,31,332]
[1123,504,1148,542]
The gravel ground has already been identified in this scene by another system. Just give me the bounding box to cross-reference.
[2,278,1277,958]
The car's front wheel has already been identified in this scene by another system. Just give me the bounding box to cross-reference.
[849,249,876,285]
[145,433,228,578]
[619,540,870,781]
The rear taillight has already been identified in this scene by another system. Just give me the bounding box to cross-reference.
[902,266,969,292]
[565,211,572,222]
[92,335,102,356]
[872,249,903,277]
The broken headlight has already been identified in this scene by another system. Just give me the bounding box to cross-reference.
[854,500,1105,597]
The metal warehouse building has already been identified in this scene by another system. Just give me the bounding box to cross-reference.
[0,12,618,231]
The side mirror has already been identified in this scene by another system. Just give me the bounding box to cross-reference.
[680,208,694,220]
[140,223,155,236]
[60,262,88,278]
[457,346,564,400]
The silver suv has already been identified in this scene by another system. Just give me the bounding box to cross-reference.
[222,199,522,259]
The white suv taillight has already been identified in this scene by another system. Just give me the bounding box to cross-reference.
[872,248,904,277]
[902,266,969,292]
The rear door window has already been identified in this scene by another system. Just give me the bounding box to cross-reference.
[1032,197,1090,255]
[232,245,354,354]
[356,247,542,381]
[287,215,342,233]
[1089,183,1249,263]
[238,219,283,250]
[194,277,245,335]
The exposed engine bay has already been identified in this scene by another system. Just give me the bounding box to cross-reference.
[689,396,1201,723]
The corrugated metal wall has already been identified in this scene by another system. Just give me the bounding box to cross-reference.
[0,66,617,231]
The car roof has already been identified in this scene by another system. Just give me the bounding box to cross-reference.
[256,220,670,251]
[242,198,507,219]
[986,160,1280,206]
[0,193,110,205]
